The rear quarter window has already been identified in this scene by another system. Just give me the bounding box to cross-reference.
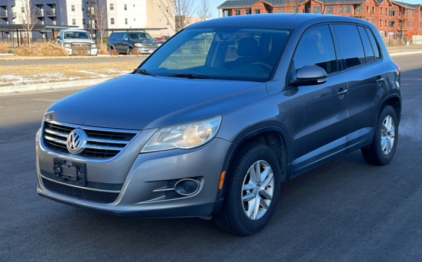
[333,24,366,69]
[358,27,375,62]
[365,28,381,59]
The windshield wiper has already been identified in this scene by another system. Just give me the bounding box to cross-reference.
[167,74,215,79]
[134,68,155,77]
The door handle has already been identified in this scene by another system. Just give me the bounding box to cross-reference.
[376,77,384,86]
[337,89,348,96]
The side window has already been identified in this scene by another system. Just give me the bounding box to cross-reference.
[358,27,375,62]
[294,25,338,74]
[123,33,128,40]
[333,25,365,69]
[365,28,381,59]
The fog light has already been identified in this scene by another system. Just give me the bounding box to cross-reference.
[174,179,200,196]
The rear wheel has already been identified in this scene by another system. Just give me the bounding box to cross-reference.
[214,143,282,236]
[361,105,398,165]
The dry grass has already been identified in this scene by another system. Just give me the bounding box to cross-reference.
[0,61,141,86]
[0,42,11,54]
[14,43,68,57]
[98,46,109,55]
[110,49,119,56]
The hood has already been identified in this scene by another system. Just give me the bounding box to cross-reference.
[48,74,268,130]
[63,39,95,44]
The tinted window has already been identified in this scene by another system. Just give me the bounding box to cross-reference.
[64,31,90,40]
[358,27,375,62]
[294,25,338,74]
[333,25,365,69]
[365,28,381,59]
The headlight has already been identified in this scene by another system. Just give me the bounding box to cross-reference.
[134,43,143,47]
[64,44,71,48]
[141,116,222,153]
[91,44,97,49]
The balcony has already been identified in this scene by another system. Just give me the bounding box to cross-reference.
[86,9,96,17]
[46,10,56,17]
[35,10,44,17]
[0,10,7,18]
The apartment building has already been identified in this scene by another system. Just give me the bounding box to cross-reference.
[218,0,422,40]
[0,0,177,41]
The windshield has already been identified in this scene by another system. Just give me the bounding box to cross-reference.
[64,31,91,40]
[141,28,290,82]
[129,33,153,41]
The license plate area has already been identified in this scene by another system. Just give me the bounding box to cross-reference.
[53,158,86,187]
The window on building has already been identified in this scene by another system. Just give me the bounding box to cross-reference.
[71,5,75,11]
[21,7,25,13]
[358,26,375,62]
[124,4,127,11]
[346,6,351,14]
[334,25,366,68]
[246,9,251,14]
[326,7,333,14]
[72,18,76,25]
[380,19,382,26]
[390,10,395,17]
[110,3,114,11]
[82,18,85,25]
[235,10,240,15]
[390,21,395,27]
[255,9,261,14]
[367,6,369,13]
[408,21,411,28]
[340,6,343,13]
[385,20,387,26]
[356,6,362,14]
[314,6,321,14]
[380,8,383,15]
[279,7,285,13]
[82,5,85,11]
[372,7,375,14]
[125,18,128,25]
[223,10,231,17]
[111,18,115,24]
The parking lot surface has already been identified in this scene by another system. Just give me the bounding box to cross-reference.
[0,54,421,262]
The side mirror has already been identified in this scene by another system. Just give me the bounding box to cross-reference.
[290,65,328,86]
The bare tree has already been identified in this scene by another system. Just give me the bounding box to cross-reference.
[197,0,211,21]
[157,0,196,32]
[19,0,37,45]
[95,0,108,48]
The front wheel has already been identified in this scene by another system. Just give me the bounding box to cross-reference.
[361,105,399,165]
[214,143,282,236]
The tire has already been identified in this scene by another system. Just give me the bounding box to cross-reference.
[214,143,282,236]
[361,105,398,165]
[127,47,133,55]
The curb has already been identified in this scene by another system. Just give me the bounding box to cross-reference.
[390,51,422,56]
[0,78,110,95]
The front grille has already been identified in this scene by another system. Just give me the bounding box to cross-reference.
[42,121,139,159]
[42,178,119,204]
[142,43,157,48]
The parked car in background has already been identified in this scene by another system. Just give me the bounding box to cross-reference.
[56,29,98,56]
[37,14,401,236]
[107,32,162,55]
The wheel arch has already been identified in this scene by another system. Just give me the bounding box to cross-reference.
[381,95,402,123]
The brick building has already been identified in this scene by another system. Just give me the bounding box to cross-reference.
[218,0,422,40]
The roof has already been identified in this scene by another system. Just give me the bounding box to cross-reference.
[0,24,77,32]
[189,13,371,30]
[392,1,421,9]
[218,0,419,8]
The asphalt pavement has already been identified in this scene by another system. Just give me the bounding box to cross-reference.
[1,54,422,262]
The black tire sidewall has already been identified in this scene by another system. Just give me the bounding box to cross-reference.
[227,144,282,235]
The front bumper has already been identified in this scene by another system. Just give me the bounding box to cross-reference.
[65,47,98,56]
[135,47,156,54]
[36,125,232,218]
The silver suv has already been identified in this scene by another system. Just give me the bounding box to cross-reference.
[36,15,401,235]
[56,29,98,56]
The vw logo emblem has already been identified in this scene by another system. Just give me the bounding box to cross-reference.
[66,129,87,154]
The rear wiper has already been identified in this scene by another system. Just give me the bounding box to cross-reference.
[167,74,215,79]
[134,68,155,77]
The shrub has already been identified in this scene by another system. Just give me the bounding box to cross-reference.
[131,48,141,55]
[14,43,68,56]
[110,49,119,56]
[98,46,109,55]
[0,42,10,54]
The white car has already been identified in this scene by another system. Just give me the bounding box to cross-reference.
[56,29,98,56]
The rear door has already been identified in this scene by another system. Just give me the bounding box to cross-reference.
[332,24,389,152]
[289,25,349,177]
